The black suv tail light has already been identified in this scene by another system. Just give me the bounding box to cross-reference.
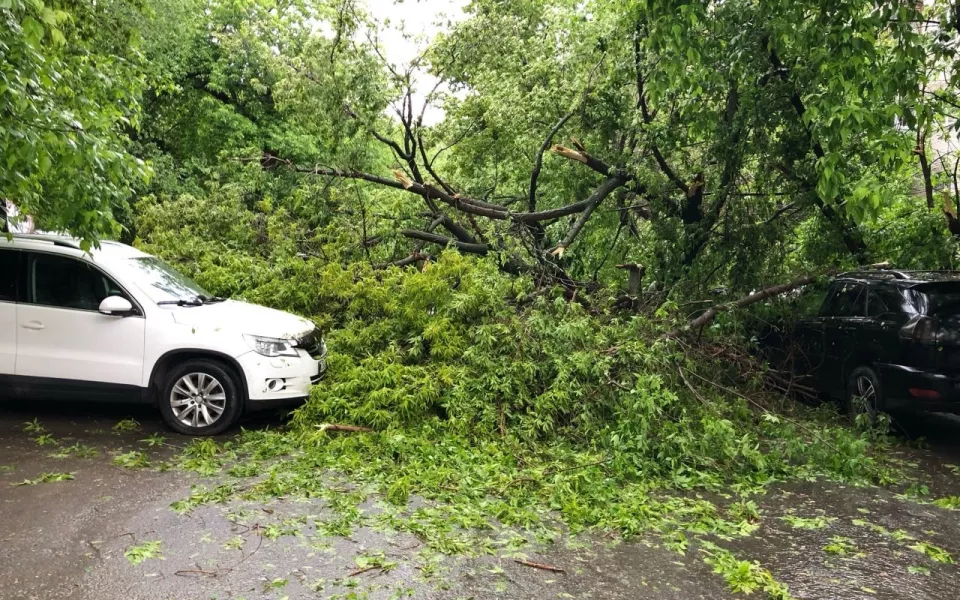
[900,315,940,343]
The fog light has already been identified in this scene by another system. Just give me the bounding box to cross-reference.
[266,378,286,392]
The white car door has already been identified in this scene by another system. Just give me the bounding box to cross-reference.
[0,248,19,376]
[15,251,147,391]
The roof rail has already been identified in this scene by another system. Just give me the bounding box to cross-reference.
[836,270,908,280]
[9,233,81,250]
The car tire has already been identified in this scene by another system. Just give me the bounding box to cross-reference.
[158,359,242,436]
[845,366,882,425]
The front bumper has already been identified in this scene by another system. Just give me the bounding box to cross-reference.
[237,348,325,403]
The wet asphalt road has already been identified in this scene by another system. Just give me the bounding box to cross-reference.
[1,400,960,599]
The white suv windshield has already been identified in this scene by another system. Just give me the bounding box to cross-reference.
[121,256,212,304]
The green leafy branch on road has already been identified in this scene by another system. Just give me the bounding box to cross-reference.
[700,541,794,599]
[124,540,163,566]
[12,472,74,486]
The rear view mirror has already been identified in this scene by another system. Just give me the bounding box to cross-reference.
[99,296,134,317]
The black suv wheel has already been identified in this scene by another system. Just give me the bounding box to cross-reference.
[845,366,881,424]
[159,359,242,435]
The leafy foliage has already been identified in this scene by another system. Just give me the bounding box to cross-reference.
[12,472,74,485]
[8,1,960,595]
[700,541,794,599]
[0,0,150,243]
[124,540,163,565]
[780,515,835,530]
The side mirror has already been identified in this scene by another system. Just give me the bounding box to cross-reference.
[99,296,135,317]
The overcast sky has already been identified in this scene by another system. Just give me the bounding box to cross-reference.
[368,0,470,124]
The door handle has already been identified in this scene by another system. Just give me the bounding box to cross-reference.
[20,321,45,331]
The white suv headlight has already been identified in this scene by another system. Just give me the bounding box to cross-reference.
[243,334,299,357]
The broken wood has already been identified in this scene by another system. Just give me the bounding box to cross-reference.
[317,423,374,433]
[684,261,891,333]
[686,271,835,332]
[348,565,380,578]
[616,263,646,296]
[175,568,218,577]
[514,559,566,573]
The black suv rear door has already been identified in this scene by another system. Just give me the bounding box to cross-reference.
[861,287,908,370]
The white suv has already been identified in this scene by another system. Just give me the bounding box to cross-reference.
[0,233,326,435]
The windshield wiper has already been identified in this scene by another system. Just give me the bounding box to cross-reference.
[157,298,203,307]
[199,295,227,304]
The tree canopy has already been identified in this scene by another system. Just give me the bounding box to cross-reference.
[5,0,960,289]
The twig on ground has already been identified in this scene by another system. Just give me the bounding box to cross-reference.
[514,559,565,573]
[348,565,381,577]
[175,568,218,577]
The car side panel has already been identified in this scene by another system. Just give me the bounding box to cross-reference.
[138,316,248,388]
[0,248,20,375]
[0,301,14,375]
[15,303,148,386]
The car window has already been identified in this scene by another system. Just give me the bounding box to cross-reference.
[867,290,890,317]
[0,249,18,302]
[28,253,121,311]
[915,282,960,317]
[823,283,866,317]
[114,256,211,304]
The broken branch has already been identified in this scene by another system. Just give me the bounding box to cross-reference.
[317,424,374,433]
[514,559,566,573]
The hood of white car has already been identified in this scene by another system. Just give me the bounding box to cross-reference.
[170,300,315,339]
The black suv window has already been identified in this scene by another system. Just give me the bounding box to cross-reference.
[868,287,905,317]
[0,249,18,302]
[823,282,866,317]
[28,253,120,311]
[867,290,888,317]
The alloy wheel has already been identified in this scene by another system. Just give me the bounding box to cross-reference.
[852,375,877,417]
[169,372,227,428]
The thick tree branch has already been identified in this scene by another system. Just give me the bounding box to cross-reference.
[279,156,626,226]
[401,230,489,255]
[529,113,575,211]
[528,55,606,212]
[418,132,456,195]
[633,27,689,195]
[550,175,629,254]
[686,272,829,332]
[917,127,935,209]
[682,83,743,266]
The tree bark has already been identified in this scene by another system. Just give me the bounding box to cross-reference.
[400,230,489,255]
[686,271,835,332]
[917,127,935,209]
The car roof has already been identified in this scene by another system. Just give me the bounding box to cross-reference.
[836,270,960,287]
[1,232,150,260]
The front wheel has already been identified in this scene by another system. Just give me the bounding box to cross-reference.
[845,366,882,425]
[159,359,242,436]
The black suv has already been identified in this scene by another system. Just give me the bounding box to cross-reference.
[795,271,960,420]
